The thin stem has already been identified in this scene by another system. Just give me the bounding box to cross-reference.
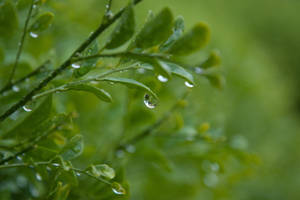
[0,60,50,94]
[106,0,113,14]
[6,0,35,85]
[0,0,144,123]
[116,91,190,151]
[32,64,139,100]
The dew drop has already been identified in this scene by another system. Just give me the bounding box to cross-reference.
[116,150,125,158]
[52,163,59,167]
[195,67,203,74]
[144,94,157,109]
[137,68,145,74]
[111,182,126,195]
[157,75,168,82]
[29,32,39,38]
[35,173,42,181]
[185,81,194,88]
[71,63,81,69]
[22,105,32,112]
[125,145,136,153]
[12,85,20,92]
[16,156,22,161]
[76,172,81,176]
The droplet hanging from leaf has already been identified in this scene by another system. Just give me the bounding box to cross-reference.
[111,182,126,195]
[144,94,157,109]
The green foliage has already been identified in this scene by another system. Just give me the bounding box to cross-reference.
[0,0,18,38]
[29,12,54,36]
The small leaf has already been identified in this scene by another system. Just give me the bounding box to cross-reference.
[67,84,112,103]
[99,77,158,99]
[61,135,84,160]
[0,1,18,38]
[160,16,185,51]
[167,22,210,56]
[165,62,195,84]
[89,164,115,179]
[54,182,71,200]
[29,12,54,34]
[73,42,99,78]
[205,74,225,90]
[200,51,221,69]
[135,7,173,49]
[105,4,135,49]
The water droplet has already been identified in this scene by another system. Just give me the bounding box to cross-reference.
[30,185,39,197]
[157,75,168,82]
[23,105,32,112]
[111,182,126,195]
[46,166,51,171]
[144,94,157,109]
[52,163,59,167]
[204,173,218,187]
[71,63,81,69]
[185,81,194,88]
[16,156,22,161]
[29,32,39,38]
[116,150,125,158]
[211,163,220,172]
[35,173,42,181]
[125,145,136,153]
[195,67,203,74]
[137,68,145,74]
[12,85,20,92]
[76,172,81,176]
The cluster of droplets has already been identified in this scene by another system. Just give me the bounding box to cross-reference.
[143,94,157,109]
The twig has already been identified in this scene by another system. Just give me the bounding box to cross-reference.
[6,0,35,85]
[0,0,144,123]
[32,64,139,100]
[0,60,50,94]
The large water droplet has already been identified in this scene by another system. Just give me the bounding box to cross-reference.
[29,32,39,38]
[35,173,42,181]
[111,182,126,195]
[185,81,194,88]
[12,85,20,92]
[22,105,32,112]
[157,75,168,82]
[71,63,81,69]
[144,94,157,109]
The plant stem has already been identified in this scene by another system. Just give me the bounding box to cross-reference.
[0,60,50,94]
[6,0,35,85]
[0,0,144,123]
[32,64,139,100]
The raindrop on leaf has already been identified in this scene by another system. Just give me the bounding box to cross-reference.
[111,182,126,195]
[194,67,203,74]
[35,173,42,181]
[12,85,20,92]
[22,105,32,112]
[144,94,157,109]
[185,81,194,88]
[157,75,168,82]
[71,63,81,69]
[29,32,39,38]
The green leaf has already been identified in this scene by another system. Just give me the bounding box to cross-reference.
[4,96,52,138]
[200,51,221,69]
[67,84,112,103]
[160,16,185,51]
[165,62,194,84]
[73,42,99,78]
[0,48,4,64]
[167,22,210,56]
[54,182,70,200]
[0,1,18,38]
[29,12,54,35]
[89,164,115,179]
[105,4,135,49]
[61,135,84,160]
[205,74,225,90]
[135,7,173,49]
[99,77,158,99]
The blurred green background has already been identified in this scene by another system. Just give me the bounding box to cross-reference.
[1,0,300,199]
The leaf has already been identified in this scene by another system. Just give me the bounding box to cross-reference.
[152,59,172,79]
[105,4,135,49]
[4,96,52,138]
[67,84,112,103]
[73,41,99,78]
[61,135,84,160]
[0,1,18,38]
[165,62,195,84]
[160,16,185,51]
[167,22,210,56]
[99,77,158,99]
[29,12,54,34]
[54,182,71,200]
[200,51,221,69]
[205,74,225,90]
[0,48,4,64]
[135,7,173,49]
[89,164,115,179]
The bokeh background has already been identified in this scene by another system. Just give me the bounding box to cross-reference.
[1,0,300,199]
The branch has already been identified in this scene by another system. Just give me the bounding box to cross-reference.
[0,60,50,94]
[6,0,35,85]
[0,0,144,123]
